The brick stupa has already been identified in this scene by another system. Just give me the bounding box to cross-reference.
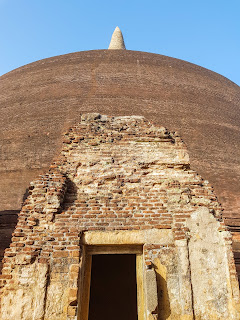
[0,28,240,319]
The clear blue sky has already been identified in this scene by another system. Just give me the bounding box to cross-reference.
[0,0,239,85]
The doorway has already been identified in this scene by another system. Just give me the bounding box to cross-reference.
[88,254,138,320]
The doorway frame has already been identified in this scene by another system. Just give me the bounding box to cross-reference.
[77,231,146,320]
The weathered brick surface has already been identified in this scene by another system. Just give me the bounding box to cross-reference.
[0,114,239,320]
[1,49,240,285]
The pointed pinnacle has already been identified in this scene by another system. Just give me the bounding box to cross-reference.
[108,26,126,50]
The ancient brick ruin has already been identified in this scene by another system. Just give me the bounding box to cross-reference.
[0,114,239,320]
[1,47,240,282]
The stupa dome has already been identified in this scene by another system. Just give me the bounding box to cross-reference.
[1,49,239,221]
[1,30,240,317]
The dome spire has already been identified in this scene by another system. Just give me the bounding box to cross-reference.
[108,26,126,50]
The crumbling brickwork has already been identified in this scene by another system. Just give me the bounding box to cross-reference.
[0,114,239,320]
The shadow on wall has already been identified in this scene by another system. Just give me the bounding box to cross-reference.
[22,188,29,204]
[0,190,30,272]
[154,264,171,319]
[62,178,78,211]
[0,210,19,272]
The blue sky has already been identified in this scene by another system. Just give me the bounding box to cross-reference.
[0,0,239,85]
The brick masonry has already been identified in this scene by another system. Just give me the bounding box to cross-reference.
[0,114,239,320]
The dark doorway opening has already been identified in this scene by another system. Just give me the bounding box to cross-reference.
[88,254,138,320]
